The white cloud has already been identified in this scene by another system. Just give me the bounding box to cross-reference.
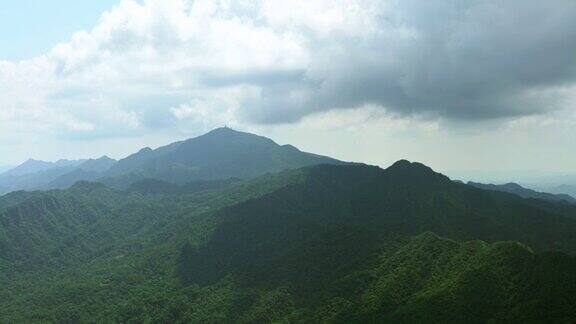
[1,0,576,170]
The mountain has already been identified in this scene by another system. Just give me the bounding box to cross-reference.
[2,160,576,322]
[0,128,340,194]
[0,159,84,178]
[0,163,83,195]
[0,158,114,194]
[547,183,576,198]
[101,127,342,188]
[468,181,576,205]
[45,156,117,189]
[0,165,13,174]
[183,161,576,283]
[76,156,117,173]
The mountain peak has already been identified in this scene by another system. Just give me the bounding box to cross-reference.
[385,159,448,183]
[201,127,258,139]
[389,159,411,168]
[55,159,72,163]
[186,127,278,147]
[387,159,435,173]
[103,127,339,186]
[1,159,53,178]
[502,182,524,189]
[207,126,237,134]
[90,155,116,164]
[22,158,46,165]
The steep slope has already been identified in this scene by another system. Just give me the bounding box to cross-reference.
[102,127,342,187]
[468,181,576,205]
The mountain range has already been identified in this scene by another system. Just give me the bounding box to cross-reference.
[1,128,575,323]
[0,157,115,194]
[0,127,341,194]
[468,181,576,205]
[547,184,576,199]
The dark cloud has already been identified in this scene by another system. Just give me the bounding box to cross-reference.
[239,0,576,124]
[5,0,575,145]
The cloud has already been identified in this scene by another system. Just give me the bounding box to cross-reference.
[1,0,576,142]
[248,0,576,123]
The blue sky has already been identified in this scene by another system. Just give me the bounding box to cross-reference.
[0,0,120,60]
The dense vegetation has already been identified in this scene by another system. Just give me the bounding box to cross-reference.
[1,158,576,323]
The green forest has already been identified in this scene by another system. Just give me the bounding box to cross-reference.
[1,129,576,323]
[1,161,576,322]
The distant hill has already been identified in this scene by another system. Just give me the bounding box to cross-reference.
[547,183,576,198]
[46,156,117,189]
[101,127,343,188]
[0,157,116,194]
[0,159,84,178]
[0,163,82,194]
[468,181,576,205]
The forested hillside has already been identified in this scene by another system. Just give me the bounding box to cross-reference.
[1,159,576,323]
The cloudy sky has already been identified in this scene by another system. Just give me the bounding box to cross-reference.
[1,0,576,179]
